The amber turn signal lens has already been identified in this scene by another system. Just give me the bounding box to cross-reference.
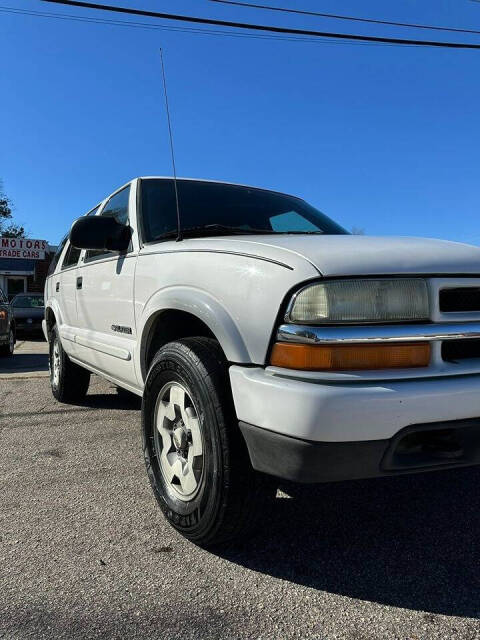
[270,341,430,371]
[0,310,6,320]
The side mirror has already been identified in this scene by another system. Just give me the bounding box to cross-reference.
[69,216,132,252]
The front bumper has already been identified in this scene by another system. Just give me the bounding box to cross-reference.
[230,365,480,481]
[229,366,480,442]
[239,418,480,482]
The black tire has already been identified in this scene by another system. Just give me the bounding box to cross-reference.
[49,324,90,403]
[142,337,276,548]
[0,326,15,357]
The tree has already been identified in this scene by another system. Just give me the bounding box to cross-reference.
[0,181,25,238]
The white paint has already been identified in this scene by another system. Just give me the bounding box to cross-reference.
[230,366,480,442]
[44,176,480,447]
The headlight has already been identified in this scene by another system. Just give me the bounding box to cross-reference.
[286,279,429,324]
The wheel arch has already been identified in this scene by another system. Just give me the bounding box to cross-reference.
[137,287,251,383]
[45,303,60,339]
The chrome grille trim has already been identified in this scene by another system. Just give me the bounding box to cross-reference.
[277,322,480,345]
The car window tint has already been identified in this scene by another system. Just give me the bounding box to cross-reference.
[48,235,68,275]
[101,187,130,225]
[86,186,130,261]
[140,179,347,242]
[62,242,81,269]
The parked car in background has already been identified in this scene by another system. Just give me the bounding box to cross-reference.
[11,293,45,336]
[43,177,480,547]
[0,286,15,356]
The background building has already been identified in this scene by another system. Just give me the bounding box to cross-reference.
[0,238,56,299]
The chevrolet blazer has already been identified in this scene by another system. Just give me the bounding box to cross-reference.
[44,177,480,546]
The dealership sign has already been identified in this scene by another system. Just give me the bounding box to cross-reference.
[0,238,48,260]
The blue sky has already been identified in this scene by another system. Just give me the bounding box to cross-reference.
[1,0,480,245]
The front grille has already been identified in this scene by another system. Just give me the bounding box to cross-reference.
[442,339,480,362]
[440,287,480,312]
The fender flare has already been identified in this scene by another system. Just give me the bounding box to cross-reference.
[44,299,63,334]
[137,286,251,381]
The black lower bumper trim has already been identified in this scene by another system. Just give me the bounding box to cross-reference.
[239,418,480,483]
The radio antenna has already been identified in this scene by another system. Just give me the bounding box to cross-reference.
[159,48,182,242]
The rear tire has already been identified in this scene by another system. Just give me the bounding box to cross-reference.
[0,326,15,357]
[49,324,90,403]
[142,337,275,548]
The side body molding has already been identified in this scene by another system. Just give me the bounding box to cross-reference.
[136,286,251,382]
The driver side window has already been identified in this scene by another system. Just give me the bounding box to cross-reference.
[61,242,81,270]
[85,186,130,261]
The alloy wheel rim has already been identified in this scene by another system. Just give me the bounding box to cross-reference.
[154,382,204,502]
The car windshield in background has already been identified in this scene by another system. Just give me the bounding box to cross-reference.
[140,179,348,242]
[12,295,44,308]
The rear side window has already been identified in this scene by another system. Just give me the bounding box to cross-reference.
[61,242,81,269]
[86,186,131,261]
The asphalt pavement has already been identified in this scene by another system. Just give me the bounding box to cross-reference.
[0,336,49,379]
[1,342,480,639]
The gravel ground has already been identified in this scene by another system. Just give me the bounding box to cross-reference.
[1,371,480,639]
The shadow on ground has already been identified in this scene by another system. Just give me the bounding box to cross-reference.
[15,334,46,342]
[221,467,480,618]
[0,353,48,373]
[78,390,142,411]
[73,390,480,619]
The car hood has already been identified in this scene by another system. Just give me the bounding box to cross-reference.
[222,235,480,277]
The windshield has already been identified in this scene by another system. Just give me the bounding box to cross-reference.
[12,295,44,308]
[140,179,348,241]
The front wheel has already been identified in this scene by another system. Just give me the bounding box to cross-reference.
[142,337,275,547]
[49,325,90,403]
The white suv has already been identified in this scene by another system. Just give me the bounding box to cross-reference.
[44,176,480,546]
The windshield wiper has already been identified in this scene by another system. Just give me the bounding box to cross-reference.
[281,230,324,234]
[151,224,324,241]
[152,225,278,241]
[187,224,280,237]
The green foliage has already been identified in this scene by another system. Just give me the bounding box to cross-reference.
[2,224,26,238]
[0,194,12,220]
[0,181,26,238]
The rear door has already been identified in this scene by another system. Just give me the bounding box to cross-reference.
[74,182,139,389]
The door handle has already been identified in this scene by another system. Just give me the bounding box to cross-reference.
[76,276,83,290]
[56,282,60,292]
